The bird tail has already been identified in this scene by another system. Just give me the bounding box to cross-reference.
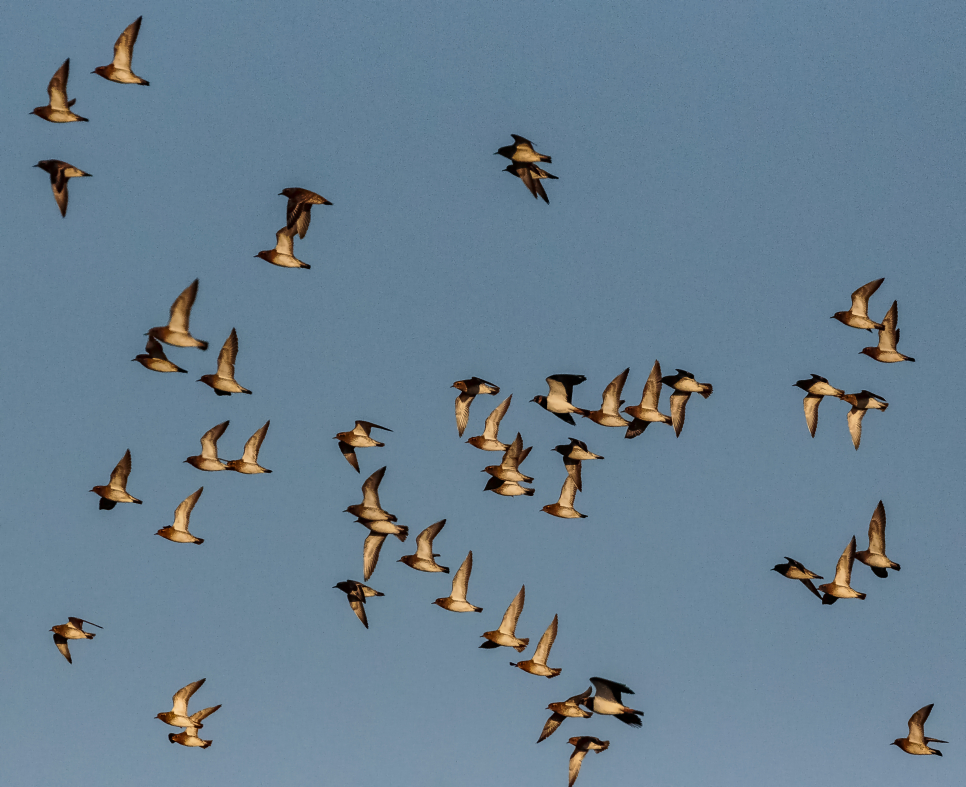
[699,386,713,398]
[394,526,409,542]
[514,639,529,653]
[548,668,562,677]
[523,488,535,496]
[616,712,643,727]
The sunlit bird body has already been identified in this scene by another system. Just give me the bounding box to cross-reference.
[33,160,91,217]
[855,500,900,577]
[199,328,251,395]
[156,487,205,545]
[831,277,884,330]
[226,421,272,473]
[185,421,229,472]
[510,614,561,677]
[148,279,208,350]
[280,187,332,239]
[91,449,141,509]
[480,585,528,652]
[818,535,866,604]
[50,617,102,664]
[771,557,823,600]
[568,736,609,787]
[860,301,915,363]
[433,551,482,612]
[793,374,844,438]
[453,377,500,437]
[538,687,592,743]
[623,360,672,439]
[336,421,392,473]
[891,704,947,756]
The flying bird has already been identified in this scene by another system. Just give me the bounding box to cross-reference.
[345,466,397,522]
[255,227,310,269]
[818,536,866,604]
[466,395,512,451]
[584,368,631,428]
[537,687,592,743]
[169,704,221,748]
[31,59,87,122]
[335,421,392,473]
[92,16,149,85]
[860,301,915,363]
[510,614,561,678]
[583,677,643,727]
[133,335,187,373]
[156,487,205,545]
[568,736,609,787]
[148,279,208,350]
[483,432,533,483]
[551,438,602,493]
[855,500,900,577]
[333,580,383,629]
[398,520,448,573]
[199,328,251,395]
[542,475,585,519]
[279,188,332,239]
[226,421,272,474]
[532,374,589,425]
[891,704,947,756]
[659,369,713,438]
[50,618,102,664]
[480,585,528,652]
[771,557,823,600]
[495,134,552,163]
[793,375,844,438]
[840,390,888,450]
[156,679,208,728]
[356,517,409,579]
[453,377,500,437]
[433,551,482,612]
[184,421,229,472]
[33,160,91,217]
[623,360,672,439]
[831,277,885,330]
[91,449,141,509]
[503,161,558,203]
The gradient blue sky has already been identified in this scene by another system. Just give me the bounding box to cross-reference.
[2,1,964,785]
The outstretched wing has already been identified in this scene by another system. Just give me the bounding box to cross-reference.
[109,449,132,489]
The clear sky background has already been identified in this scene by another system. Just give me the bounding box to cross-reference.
[1,1,964,785]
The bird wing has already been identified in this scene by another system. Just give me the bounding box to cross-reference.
[568,748,587,787]
[516,162,539,199]
[216,329,238,378]
[113,16,142,70]
[600,368,629,414]
[48,59,70,111]
[173,488,203,533]
[847,407,866,450]
[67,617,102,631]
[850,277,884,318]
[564,456,583,493]
[455,392,474,437]
[338,441,360,473]
[501,433,524,469]
[801,579,822,599]
[532,614,558,665]
[415,519,445,560]
[641,361,663,409]
[833,536,856,586]
[109,450,132,490]
[274,226,296,256]
[868,500,887,554]
[510,134,535,148]
[145,335,166,359]
[50,167,69,217]
[803,394,821,438]
[669,391,690,437]
[356,421,392,436]
[559,476,578,508]
[199,420,229,460]
[450,551,473,602]
[535,176,550,204]
[361,466,386,508]
[189,704,221,726]
[547,374,585,401]
[347,589,369,628]
[53,633,71,663]
[877,300,899,352]
[241,421,270,463]
[908,704,933,744]
[538,712,566,743]
[172,679,205,716]
[482,395,512,440]
[168,279,199,333]
[498,585,525,634]
[363,534,385,581]
[590,676,633,702]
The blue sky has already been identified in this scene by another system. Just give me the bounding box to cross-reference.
[1,1,964,785]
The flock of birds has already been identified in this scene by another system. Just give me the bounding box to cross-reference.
[32,14,945,784]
